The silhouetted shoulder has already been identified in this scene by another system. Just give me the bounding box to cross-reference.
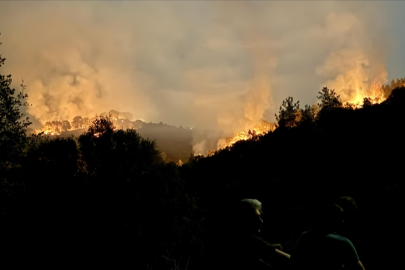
[326,233,360,263]
[291,230,360,270]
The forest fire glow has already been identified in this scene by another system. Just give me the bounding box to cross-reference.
[33,112,133,136]
[342,80,386,108]
[34,121,90,136]
[29,108,140,136]
[217,120,275,150]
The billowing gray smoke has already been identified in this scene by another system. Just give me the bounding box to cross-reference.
[0,1,390,154]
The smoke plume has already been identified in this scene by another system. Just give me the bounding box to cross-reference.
[0,1,389,154]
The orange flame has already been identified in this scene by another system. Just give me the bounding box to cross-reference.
[217,120,275,150]
[343,80,386,108]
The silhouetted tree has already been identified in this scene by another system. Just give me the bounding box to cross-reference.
[71,116,83,129]
[85,114,115,138]
[82,117,90,127]
[61,120,71,131]
[299,104,317,126]
[1,34,32,249]
[0,33,31,165]
[275,96,300,128]
[382,78,405,97]
[317,87,342,112]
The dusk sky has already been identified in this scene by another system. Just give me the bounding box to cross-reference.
[1,1,405,137]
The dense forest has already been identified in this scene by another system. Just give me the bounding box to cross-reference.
[1,37,404,269]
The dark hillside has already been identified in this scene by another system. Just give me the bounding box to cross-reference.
[182,86,405,270]
[1,65,404,269]
[3,31,403,268]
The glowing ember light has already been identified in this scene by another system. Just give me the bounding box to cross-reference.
[342,80,386,108]
[31,110,140,136]
[217,120,275,150]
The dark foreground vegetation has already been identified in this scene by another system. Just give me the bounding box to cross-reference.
[1,36,404,269]
[55,117,194,164]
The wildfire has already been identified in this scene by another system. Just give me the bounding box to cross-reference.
[342,80,386,108]
[34,122,89,136]
[214,79,392,152]
[32,110,136,136]
[217,120,275,150]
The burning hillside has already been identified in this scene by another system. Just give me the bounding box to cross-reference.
[33,110,137,136]
[36,79,394,155]
[213,78,404,152]
[342,81,386,108]
[216,120,275,150]
[333,78,405,108]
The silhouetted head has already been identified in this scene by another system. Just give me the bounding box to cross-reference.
[236,199,264,234]
[313,203,344,231]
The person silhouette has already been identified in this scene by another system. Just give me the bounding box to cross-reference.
[290,202,365,270]
[221,198,290,269]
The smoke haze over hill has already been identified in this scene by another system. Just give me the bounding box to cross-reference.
[1,1,404,154]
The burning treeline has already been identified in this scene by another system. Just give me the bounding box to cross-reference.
[33,77,405,159]
[212,78,405,152]
[2,1,398,160]
[34,110,137,136]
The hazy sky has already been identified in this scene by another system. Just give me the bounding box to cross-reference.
[1,1,405,137]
